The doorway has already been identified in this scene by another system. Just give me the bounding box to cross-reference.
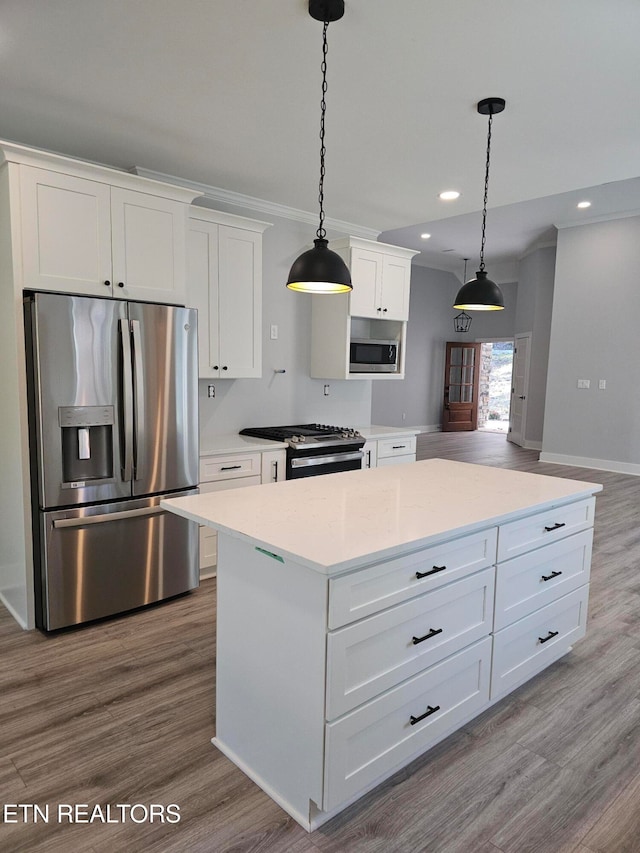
[478,341,514,433]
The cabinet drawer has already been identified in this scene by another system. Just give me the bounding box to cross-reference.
[497,497,595,562]
[376,436,417,459]
[324,637,491,811]
[199,453,261,483]
[377,454,415,467]
[328,527,497,629]
[326,568,494,719]
[494,529,593,630]
[491,586,589,700]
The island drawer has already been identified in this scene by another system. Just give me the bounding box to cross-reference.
[376,435,417,459]
[326,568,494,719]
[494,529,593,630]
[323,637,491,811]
[328,527,497,629]
[199,452,262,483]
[497,497,595,562]
[491,585,589,700]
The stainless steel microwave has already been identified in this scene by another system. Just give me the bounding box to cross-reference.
[349,339,399,373]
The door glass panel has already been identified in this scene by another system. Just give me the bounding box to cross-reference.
[450,347,463,366]
[461,385,473,403]
[449,366,462,384]
[462,348,475,366]
[449,385,461,402]
[462,366,474,383]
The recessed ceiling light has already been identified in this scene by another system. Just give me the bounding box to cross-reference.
[577,200,591,209]
[420,233,431,240]
[439,190,460,201]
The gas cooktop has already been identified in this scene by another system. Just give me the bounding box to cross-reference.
[240,423,363,449]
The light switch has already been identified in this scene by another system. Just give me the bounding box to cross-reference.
[598,379,606,390]
[270,324,278,340]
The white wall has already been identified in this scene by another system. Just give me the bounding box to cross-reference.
[541,215,640,472]
[515,244,556,446]
[371,265,517,428]
[195,202,372,442]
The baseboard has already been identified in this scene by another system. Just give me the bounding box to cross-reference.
[413,424,442,434]
[539,451,640,476]
[523,439,542,451]
[0,587,29,629]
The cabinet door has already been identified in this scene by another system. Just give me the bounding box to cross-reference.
[362,440,378,469]
[111,187,187,304]
[187,220,219,377]
[380,255,411,320]
[348,248,382,318]
[217,225,262,378]
[20,166,113,295]
[261,450,286,483]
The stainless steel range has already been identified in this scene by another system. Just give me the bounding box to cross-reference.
[239,424,365,479]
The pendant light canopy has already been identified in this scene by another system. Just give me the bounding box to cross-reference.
[453,259,473,332]
[286,0,352,294]
[454,97,506,311]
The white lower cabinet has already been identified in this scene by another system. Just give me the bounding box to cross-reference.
[361,434,417,469]
[198,448,285,576]
[213,492,596,830]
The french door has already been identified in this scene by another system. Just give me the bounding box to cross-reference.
[442,342,482,431]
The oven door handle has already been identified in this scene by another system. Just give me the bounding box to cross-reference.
[290,451,363,469]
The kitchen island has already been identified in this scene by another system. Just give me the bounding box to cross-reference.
[161,459,602,831]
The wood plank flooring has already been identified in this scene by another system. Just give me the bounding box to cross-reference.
[2,431,640,852]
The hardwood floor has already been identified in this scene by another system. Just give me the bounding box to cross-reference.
[2,431,640,852]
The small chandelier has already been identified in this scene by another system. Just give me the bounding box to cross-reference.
[454,97,506,311]
[286,0,352,294]
[454,259,472,332]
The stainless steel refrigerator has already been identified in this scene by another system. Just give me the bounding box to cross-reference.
[24,291,199,630]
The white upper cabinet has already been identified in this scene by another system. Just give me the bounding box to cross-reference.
[333,237,417,322]
[15,151,200,304]
[187,208,270,379]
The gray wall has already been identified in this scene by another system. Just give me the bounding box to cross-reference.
[542,215,640,470]
[515,244,556,446]
[371,265,517,428]
[196,202,372,443]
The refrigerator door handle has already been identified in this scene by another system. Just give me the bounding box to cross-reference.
[52,505,167,529]
[131,319,145,482]
[119,318,134,482]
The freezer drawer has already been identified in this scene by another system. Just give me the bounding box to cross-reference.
[37,493,199,630]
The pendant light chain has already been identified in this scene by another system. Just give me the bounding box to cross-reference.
[479,110,493,273]
[316,20,329,240]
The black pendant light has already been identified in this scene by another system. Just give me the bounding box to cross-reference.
[453,259,473,332]
[454,97,506,311]
[286,1,352,294]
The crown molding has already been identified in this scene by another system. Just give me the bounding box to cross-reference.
[555,208,640,229]
[132,167,380,240]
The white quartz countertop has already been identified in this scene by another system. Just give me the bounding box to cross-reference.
[162,458,602,575]
[200,434,287,456]
[354,425,420,440]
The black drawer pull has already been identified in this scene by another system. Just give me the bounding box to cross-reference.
[544,522,566,532]
[416,565,446,579]
[220,464,242,471]
[392,445,407,450]
[412,627,443,645]
[538,630,559,644]
[410,704,441,726]
[541,570,563,582]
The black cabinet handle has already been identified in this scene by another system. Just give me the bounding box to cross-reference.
[544,522,566,532]
[410,704,440,726]
[220,465,242,471]
[213,365,219,370]
[222,365,228,371]
[382,308,388,312]
[416,565,446,579]
[412,627,443,645]
[541,570,562,582]
[392,445,407,450]
[117,281,125,288]
[538,630,559,644]
[104,279,111,287]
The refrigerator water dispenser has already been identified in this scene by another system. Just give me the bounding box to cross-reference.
[59,405,114,484]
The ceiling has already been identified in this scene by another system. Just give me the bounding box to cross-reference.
[1,0,639,280]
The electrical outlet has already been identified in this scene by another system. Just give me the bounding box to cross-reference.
[323,384,330,396]
[270,324,278,340]
[577,379,590,389]
[598,379,606,390]
[207,384,215,398]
